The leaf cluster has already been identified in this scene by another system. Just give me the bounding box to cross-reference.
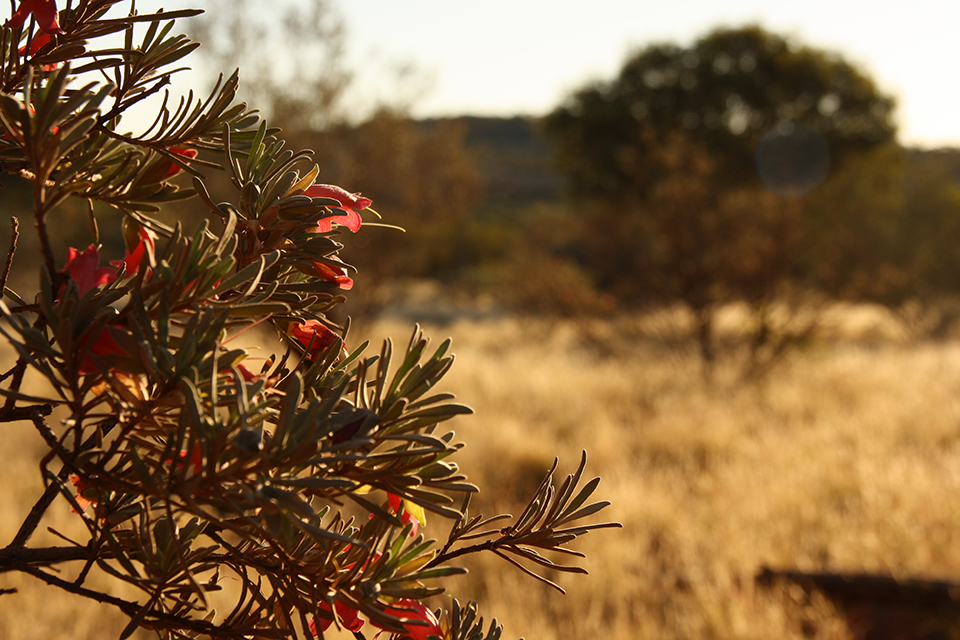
[0,3,618,639]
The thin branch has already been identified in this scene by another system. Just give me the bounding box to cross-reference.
[27,408,59,453]
[426,538,501,568]
[7,410,64,549]
[2,304,40,314]
[0,216,19,295]
[0,160,28,173]
[2,313,49,412]
[7,475,64,549]
[0,544,94,570]
[0,356,30,412]
[97,75,171,126]
[12,560,254,639]
[0,403,52,423]
[32,179,58,283]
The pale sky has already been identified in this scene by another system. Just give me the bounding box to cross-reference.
[337,1,960,148]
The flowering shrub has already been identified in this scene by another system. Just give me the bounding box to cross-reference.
[0,2,618,639]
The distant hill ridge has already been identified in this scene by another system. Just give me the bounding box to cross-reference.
[419,116,564,209]
[420,116,960,212]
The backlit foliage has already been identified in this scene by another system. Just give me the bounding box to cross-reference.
[0,3,617,638]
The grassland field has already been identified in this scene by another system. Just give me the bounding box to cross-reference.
[2,304,960,640]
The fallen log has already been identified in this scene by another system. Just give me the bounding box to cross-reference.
[757,567,960,640]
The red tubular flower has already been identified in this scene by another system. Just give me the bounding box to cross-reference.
[289,320,340,360]
[235,363,258,383]
[62,243,154,374]
[4,0,63,34]
[304,184,370,233]
[373,600,443,640]
[18,32,58,70]
[64,245,118,296]
[310,597,438,640]
[19,31,48,53]
[78,326,125,375]
[220,362,276,388]
[68,473,93,513]
[314,257,353,290]
[165,445,203,476]
[64,231,153,299]
[110,226,155,276]
[163,147,198,178]
[310,601,365,636]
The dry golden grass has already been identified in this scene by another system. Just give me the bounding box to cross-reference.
[4,306,960,639]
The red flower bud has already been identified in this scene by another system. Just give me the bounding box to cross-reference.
[77,326,126,375]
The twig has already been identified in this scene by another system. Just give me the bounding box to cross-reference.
[2,303,39,314]
[11,560,253,639]
[8,478,63,550]
[26,408,59,454]
[34,207,57,287]
[8,411,66,549]
[0,403,52,423]
[0,160,27,173]
[0,544,94,570]
[0,216,18,296]
[2,313,49,412]
[426,538,500,568]
[0,356,28,413]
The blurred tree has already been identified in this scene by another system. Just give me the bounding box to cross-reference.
[545,25,894,202]
[797,143,907,303]
[188,2,482,322]
[188,0,350,130]
[543,25,898,369]
[885,149,960,338]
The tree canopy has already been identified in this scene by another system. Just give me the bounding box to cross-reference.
[544,25,896,203]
